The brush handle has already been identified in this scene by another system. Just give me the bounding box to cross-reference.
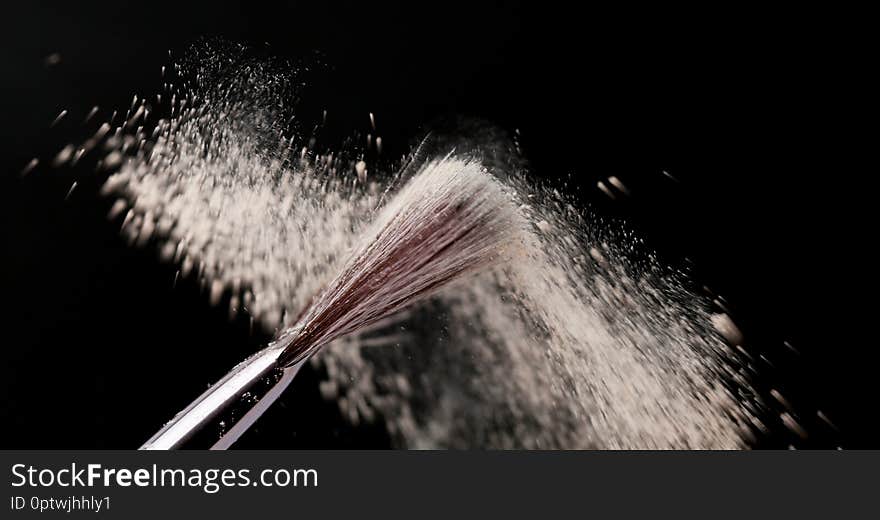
[140,344,300,450]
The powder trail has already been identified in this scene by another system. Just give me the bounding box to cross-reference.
[86,44,757,448]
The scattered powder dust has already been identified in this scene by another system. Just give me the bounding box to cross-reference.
[100,44,380,331]
[67,43,761,448]
[321,182,756,448]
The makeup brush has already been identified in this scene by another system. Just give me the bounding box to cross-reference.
[140,155,525,449]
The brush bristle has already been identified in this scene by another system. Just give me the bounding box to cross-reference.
[278,155,524,366]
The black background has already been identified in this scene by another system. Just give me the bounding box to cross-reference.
[0,3,871,448]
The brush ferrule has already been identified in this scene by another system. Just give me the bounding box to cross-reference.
[140,345,286,450]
